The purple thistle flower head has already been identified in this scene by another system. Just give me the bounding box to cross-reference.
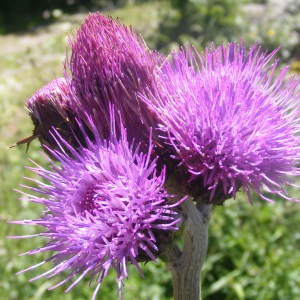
[11,112,185,299]
[67,13,160,143]
[141,43,300,204]
[26,78,90,153]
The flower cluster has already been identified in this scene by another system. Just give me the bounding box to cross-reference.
[15,14,178,298]
[12,12,300,300]
[28,13,160,149]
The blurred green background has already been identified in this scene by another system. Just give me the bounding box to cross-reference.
[1,0,300,299]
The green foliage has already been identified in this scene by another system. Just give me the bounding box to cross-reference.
[0,0,153,34]
[203,198,300,299]
[1,1,300,299]
[155,0,300,60]
[241,0,300,61]
[0,0,91,33]
[155,0,244,52]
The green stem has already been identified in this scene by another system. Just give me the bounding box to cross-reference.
[164,199,212,300]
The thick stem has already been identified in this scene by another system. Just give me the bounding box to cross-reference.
[164,199,212,300]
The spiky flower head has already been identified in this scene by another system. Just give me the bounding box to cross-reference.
[141,43,300,204]
[67,13,160,143]
[26,78,89,153]
[11,115,184,299]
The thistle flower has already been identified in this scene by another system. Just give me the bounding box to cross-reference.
[11,114,185,299]
[67,13,160,143]
[26,78,90,153]
[141,43,300,203]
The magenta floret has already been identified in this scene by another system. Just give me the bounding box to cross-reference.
[12,115,185,299]
[141,43,300,203]
[67,13,160,142]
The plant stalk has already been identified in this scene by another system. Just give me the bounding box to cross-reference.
[164,199,212,300]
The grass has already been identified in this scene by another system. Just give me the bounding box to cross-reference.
[1,1,300,299]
